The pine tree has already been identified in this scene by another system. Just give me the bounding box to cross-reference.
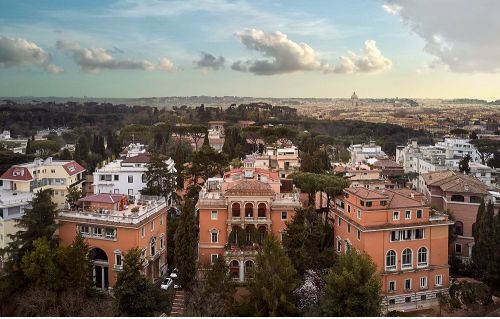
[246,235,300,316]
[174,198,198,289]
[141,153,177,204]
[114,248,156,316]
[459,154,471,174]
[320,250,382,316]
[2,189,58,272]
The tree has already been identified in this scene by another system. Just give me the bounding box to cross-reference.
[21,238,60,292]
[185,144,228,184]
[174,198,198,289]
[59,148,72,160]
[471,139,500,165]
[2,189,58,272]
[317,173,349,214]
[245,235,300,316]
[458,154,471,174]
[187,125,207,152]
[66,185,84,208]
[186,256,235,316]
[114,248,156,316]
[57,234,94,291]
[290,172,319,205]
[320,250,382,316]
[242,126,263,153]
[29,140,61,157]
[141,153,177,204]
[282,207,335,275]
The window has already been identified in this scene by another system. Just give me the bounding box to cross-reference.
[389,299,395,305]
[245,203,253,218]
[79,225,90,234]
[280,231,286,241]
[105,228,116,239]
[421,295,427,301]
[357,209,361,219]
[347,223,351,233]
[455,243,462,254]
[150,237,156,256]
[405,296,411,303]
[454,221,464,236]
[402,248,412,269]
[420,277,428,288]
[232,203,241,218]
[386,250,396,271]
[211,210,218,220]
[360,200,365,206]
[388,281,396,292]
[344,240,351,252]
[451,194,465,202]
[404,279,412,291]
[281,211,287,220]
[416,209,423,218]
[415,228,424,239]
[380,200,387,206]
[391,231,400,241]
[92,227,103,237]
[114,189,119,194]
[337,239,342,252]
[141,174,147,183]
[128,175,133,183]
[160,235,164,249]
[393,211,400,220]
[150,221,154,231]
[258,203,266,218]
[435,275,443,287]
[338,217,341,226]
[403,229,412,240]
[417,247,428,267]
[51,169,55,173]
[405,210,411,220]
[211,230,218,243]
[160,215,163,225]
[141,226,145,238]
[347,205,351,213]
[366,201,372,207]
[114,175,119,181]
[128,189,133,196]
[470,195,482,203]
[115,252,122,267]
[211,254,219,265]
[357,230,361,240]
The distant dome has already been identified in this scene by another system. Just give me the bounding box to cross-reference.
[351,91,358,100]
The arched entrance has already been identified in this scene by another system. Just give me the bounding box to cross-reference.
[244,260,254,279]
[90,247,109,289]
[230,260,240,280]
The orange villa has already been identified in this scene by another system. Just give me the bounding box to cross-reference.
[333,187,452,312]
[196,162,301,282]
[58,194,168,289]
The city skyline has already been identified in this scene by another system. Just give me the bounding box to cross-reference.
[1,0,500,100]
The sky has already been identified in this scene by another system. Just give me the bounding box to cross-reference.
[0,0,499,99]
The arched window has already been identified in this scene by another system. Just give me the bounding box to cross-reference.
[386,250,396,271]
[454,221,464,236]
[402,248,412,269]
[230,260,240,279]
[470,195,482,203]
[451,194,465,202]
[245,260,254,278]
[232,203,241,218]
[258,203,267,218]
[245,203,253,218]
[417,247,428,267]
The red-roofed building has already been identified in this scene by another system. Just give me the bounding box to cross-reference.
[196,163,301,282]
[333,187,452,312]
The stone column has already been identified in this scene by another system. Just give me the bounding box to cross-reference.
[239,258,245,282]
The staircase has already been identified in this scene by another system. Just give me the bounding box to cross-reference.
[170,290,185,317]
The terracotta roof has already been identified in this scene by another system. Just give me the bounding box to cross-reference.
[225,180,275,196]
[346,187,424,208]
[62,161,85,176]
[78,193,125,204]
[121,153,151,164]
[422,170,488,195]
[0,166,33,181]
[372,159,403,169]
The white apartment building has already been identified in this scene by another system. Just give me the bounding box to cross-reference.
[348,140,388,164]
[434,137,481,163]
[93,153,176,200]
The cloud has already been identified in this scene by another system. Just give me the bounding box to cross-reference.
[381,0,500,73]
[0,35,63,73]
[195,52,225,72]
[56,40,176,73]
[333,40,392,74]
[232,28,333,75]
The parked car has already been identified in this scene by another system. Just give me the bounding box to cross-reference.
[169,268,180,289]
[160,277,173,291]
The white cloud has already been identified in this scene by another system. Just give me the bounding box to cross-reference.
[195,52,225,71]
[232,28,333,75]
[333,40,392,74]
[0,35,63,73]
[56,40,176,73]
[381,0,500,73]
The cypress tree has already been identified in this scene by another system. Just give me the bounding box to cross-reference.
[174,198,198,289]
[471,200,486,271]
[246,235,300,316]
